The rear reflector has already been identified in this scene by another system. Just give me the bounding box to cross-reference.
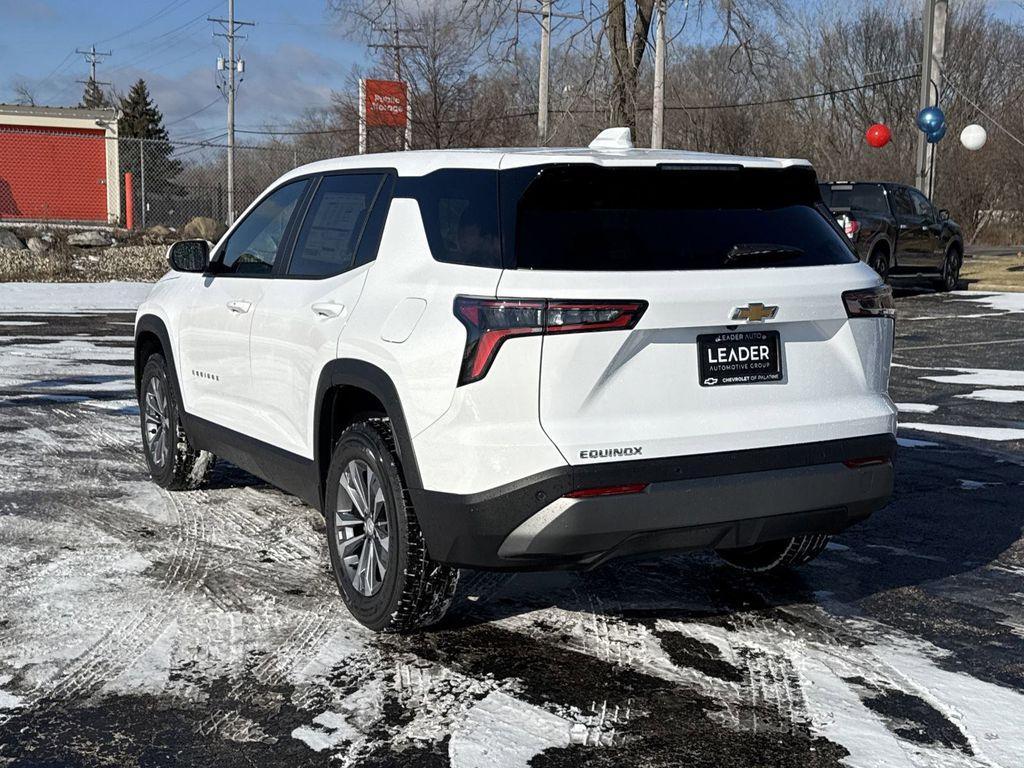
[454,296,646,385]
[843,457,890,468]
[566,483,649,499]
[842,285,895,319]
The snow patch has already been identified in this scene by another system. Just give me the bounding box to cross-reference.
[0,674,25,710]
[0,281,152,313]
[954,291,1024,314]
[956,388,1024,404]
[292,710,361,752]
[896,402,939,414]
[923,368,1024,387]
[449,691,571,768]
[897,436,941,448]
[901,422,1024,442]
[958,479,998,490]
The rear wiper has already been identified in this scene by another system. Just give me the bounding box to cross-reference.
[724,243,805,266]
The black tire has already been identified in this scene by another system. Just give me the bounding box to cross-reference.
[936,244,962,292]
[324,418,458,632]
[867,246,890,280]
[139,353,213,490]
[716,534,831,572]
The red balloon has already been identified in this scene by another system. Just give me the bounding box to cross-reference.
[866,123,891,148]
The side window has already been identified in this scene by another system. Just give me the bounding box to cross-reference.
[218,180,307,275]
[891,187,916,218]
[396,170,501,268]
[286,174,386,277]
[909,189,935,220]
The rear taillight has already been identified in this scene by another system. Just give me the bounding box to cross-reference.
[842,216,860,238]
[843,456,890,469]
[566,483,649,499]
[453,296,646,385]
[842,285,895,319]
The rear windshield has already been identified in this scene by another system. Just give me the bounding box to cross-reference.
[820,183,889,214]
[505,165,856,271]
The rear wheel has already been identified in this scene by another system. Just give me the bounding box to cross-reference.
[325,418,458,632]
[936,244,962,292]
[139,354,213,490]
[717,534,831,572]
[867,246,890,280]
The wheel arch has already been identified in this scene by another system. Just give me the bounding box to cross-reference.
[314,359,422,507]
[135,314,182,408]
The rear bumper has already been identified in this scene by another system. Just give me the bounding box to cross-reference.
[410,433,895,570]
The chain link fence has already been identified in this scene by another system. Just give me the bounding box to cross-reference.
[0,126,327,231]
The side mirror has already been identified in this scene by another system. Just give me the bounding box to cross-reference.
[938,208,950,221]
[167,240,211,273]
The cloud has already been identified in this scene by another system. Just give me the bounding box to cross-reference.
[108,43,344,139]
[0,0,55,21]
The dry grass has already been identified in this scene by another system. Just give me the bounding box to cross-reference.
[962,250,1024,292]
[0,245,169,283]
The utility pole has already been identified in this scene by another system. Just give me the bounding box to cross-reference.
[210,0,254,225]
[518,1,584,145]
[651,0,667,149]
[538,0,551,145]
[370,9,424,151]
[915,0,948,199]
[75,45,112,92]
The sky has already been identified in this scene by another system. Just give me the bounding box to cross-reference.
[2,0,1022,144]
[0,0,365,141]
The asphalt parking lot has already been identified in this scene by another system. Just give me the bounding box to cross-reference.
[1,286,1023,767]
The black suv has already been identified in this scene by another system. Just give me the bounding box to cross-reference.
[819,181,964,291]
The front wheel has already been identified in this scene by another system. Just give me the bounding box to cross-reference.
[325,418,458,632]
[936,245,962,292]
[717,534,831,572]
[139,353,213,490]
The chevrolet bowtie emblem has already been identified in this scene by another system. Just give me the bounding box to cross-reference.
[731,303,778,322]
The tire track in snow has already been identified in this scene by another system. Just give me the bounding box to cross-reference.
[4,485,210,719]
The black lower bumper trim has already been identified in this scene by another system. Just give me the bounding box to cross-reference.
[411,433,896,570]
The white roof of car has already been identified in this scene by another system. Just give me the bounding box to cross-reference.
[279,145,812,183]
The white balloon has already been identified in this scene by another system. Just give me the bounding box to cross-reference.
[960,124,987,151]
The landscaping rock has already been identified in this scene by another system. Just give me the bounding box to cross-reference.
[26,237,51,254]
[146,224,173,238]
[0,229,25,251]
[181,216,226,243]
[67,230,113,248]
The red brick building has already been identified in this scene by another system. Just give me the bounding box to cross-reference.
[0,105,121,224]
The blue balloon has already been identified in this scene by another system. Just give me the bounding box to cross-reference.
[926,122,947,143]
[917,106,945,134]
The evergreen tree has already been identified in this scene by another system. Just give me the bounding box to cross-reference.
[118,79,182,226]
[80,78,110,109]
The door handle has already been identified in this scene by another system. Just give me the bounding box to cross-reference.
[311,301,345,318]
[226,300,252,314]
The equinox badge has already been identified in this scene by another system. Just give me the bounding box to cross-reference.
[731,302,778,323]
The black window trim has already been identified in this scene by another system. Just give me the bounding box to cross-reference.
[205,166,397,280]
[205,178,312,279]
[277,168,395,281]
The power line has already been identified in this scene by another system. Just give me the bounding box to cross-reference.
[166,97,223,127]
[94,0,196,45]
[231,74,917,136]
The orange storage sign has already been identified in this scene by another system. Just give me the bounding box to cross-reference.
[363,79,408,127]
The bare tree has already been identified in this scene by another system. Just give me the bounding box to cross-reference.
[12,82,37,106]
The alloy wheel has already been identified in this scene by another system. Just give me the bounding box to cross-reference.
[144,376,171,468]
[336,459,390,597]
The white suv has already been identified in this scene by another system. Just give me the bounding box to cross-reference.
[135,129,896,632]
